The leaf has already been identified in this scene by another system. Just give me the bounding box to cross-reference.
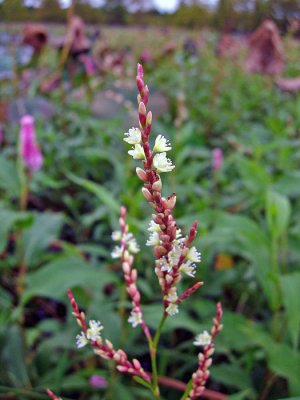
[243,326,300,394]
[0,208,32,252]
[206,212,280,309]
[280,273,300,349]
[227,389,256,400]
[0,156,21,198]
[67,173,120,213]
[211,363,251,390]
[0,325,30,387]
[266,190,291,239]
[23,212,64,267]
[22,255,116,305]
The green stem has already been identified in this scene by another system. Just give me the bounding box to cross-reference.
[180,379,193,400]
[149,313,167,399]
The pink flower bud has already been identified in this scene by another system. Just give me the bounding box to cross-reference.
[212,148,223,171]
[136,77,144,94]
[136,167,148,182]
[137,63,144,80]
[20,115,43,172]
[166,194,176,210]
[154,245,167,258]
[142,187,153,201]
[146,111,152,127]
[133,358,142,370]
[152,178,162,192]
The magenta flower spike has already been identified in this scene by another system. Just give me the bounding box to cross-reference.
[212,148,223,171]
[20,115,43,172]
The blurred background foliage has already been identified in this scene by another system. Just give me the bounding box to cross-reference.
[0,0,300,31]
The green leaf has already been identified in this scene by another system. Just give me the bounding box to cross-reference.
[266,190,291,239]
[0,208,32,252]
[243,327,300,394]
[211,363,251,390]
[23,212,63,267]
[280,273,300,349]
[133,376,153,390]
[0,156,21,198]
[22,256,116,305]
[0,325,30,387]
[67,173,120,213]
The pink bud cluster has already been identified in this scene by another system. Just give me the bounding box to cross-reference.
[135,64,202,313]
[20,115,43,172]
[67,288,150,383]
[187,303,223,400]
[119,206,151,340]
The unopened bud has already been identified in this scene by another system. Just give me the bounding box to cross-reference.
[152,178,162,192]
[136,76,144,93]
[142,187,153,201]
[133,358,142,369]
[139,102,147,127]
[136,167,148,182]
[146,111,152,127]
[166,194,176,209]
[154,245,167,258]
[143,85,149,105]
[137,63,144,79]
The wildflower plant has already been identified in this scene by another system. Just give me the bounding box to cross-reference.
[67,65,223,399]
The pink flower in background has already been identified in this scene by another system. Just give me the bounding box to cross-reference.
[89,375,108,389]
[212,148,223,171]
[20,115,43,172]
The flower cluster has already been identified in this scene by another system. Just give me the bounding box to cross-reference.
[187,303,223,399]
[123,64,203,317]
[111,206,151,340]
[68,288,150,382]
[20,115,43,172]
[65,64,223,400]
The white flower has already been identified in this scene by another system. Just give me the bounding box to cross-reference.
[187,246,201,263]
[193,330,211,346]
[153,152,175,173]
[128,239,140,254]
[128,144,145,160]
[176,229,182,239]
[128,310,143,327]
[166,303,179,316]
[168,243,182,266]
[111,246,122,258]
[148,220,161,233]
[124,232,133,242]
[112,231,122,241]
[86,320,103,342]
[76,332,88,348]
[153,135,172,152]
[179,261,196,277]
[146,231,160,246]
[166,287,178,303]
[124,128,141,144]
[160,257,172,272]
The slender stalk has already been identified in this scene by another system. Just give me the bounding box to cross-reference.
[149,313,167,398]
[17,170,31,298]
